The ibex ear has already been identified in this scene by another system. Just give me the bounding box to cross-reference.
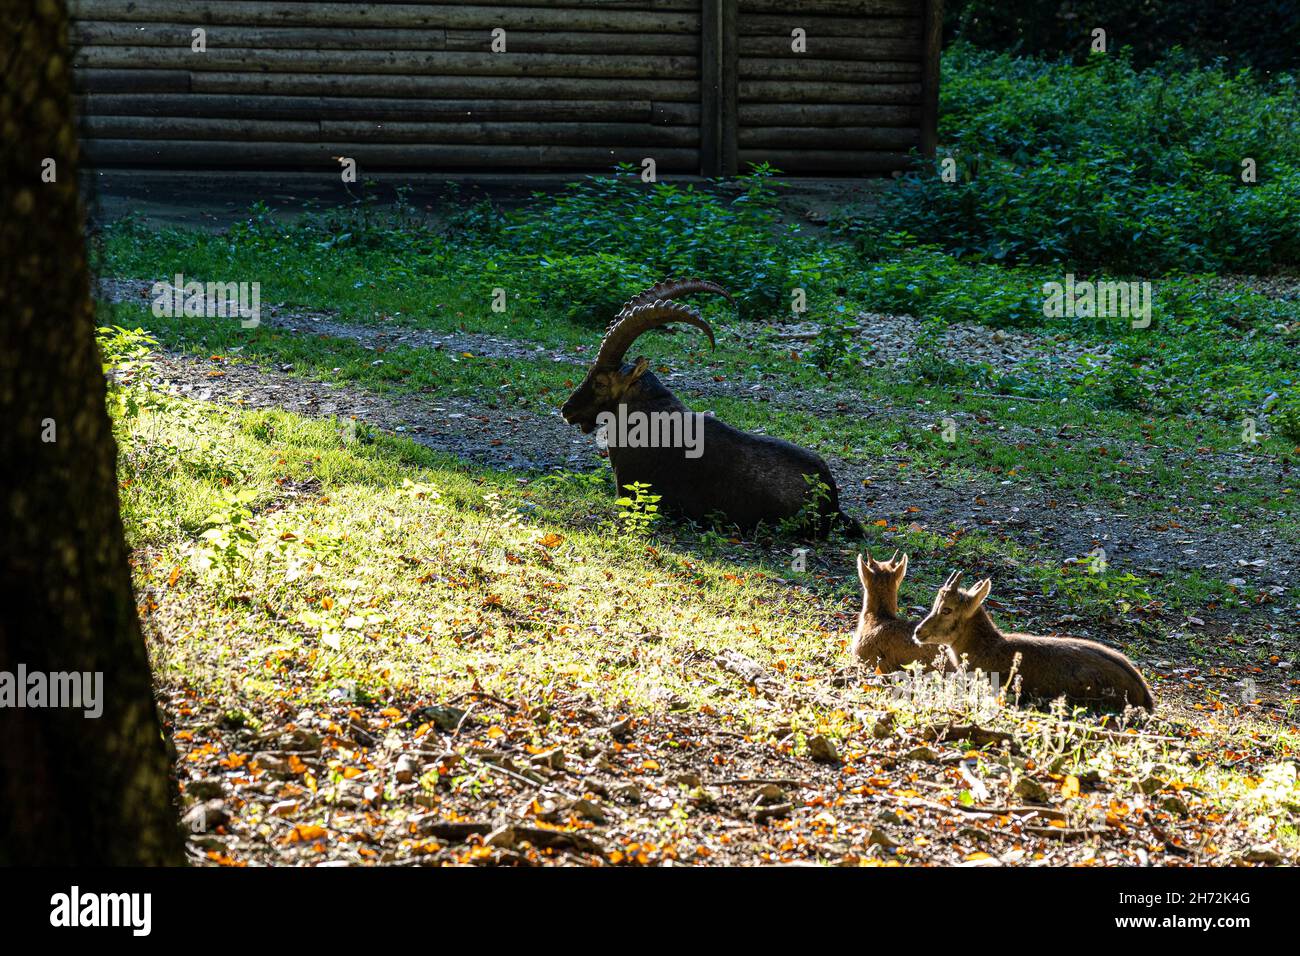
[894,552,909,578]
[856,553,870,589]
[966,578,992,607]
[626,356,650,383]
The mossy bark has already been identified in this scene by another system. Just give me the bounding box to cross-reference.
[0,0,184,865]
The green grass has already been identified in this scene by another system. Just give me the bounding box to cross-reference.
[113,385,1300,862]
[104,292,1300,543]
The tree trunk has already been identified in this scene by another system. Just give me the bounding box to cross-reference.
[0,0,184,865]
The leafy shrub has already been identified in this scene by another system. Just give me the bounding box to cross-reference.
[945,0,1300,73]
[834,45,1300,273]
[477,252,655,326]
[1274,399,1300,444]
[615,481,662,537]
[96,325,159,419]
[500,165,821,320]
[842,243,1048,329]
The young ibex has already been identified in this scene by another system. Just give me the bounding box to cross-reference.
[914,571,1154,711]
[852,552,956,673]
[560,279,861,538]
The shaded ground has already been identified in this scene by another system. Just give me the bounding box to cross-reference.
[139,341,1296,606]
[84,170,887,234]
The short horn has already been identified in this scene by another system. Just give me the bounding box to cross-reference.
[594,300,715,369]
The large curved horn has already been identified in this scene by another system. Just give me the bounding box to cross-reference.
[614,278,733,321]
[594,300,715,369]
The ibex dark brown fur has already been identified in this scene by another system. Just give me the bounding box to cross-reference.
[914,571,1154,712]
[852,552,956,673]
[560,280,861,537]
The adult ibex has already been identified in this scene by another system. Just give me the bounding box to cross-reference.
[914,571,1154,712]
[560,279,861,537]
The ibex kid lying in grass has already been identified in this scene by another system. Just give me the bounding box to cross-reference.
[913,571,1154,711]
[852,551,956,673]
[560,279,861,538]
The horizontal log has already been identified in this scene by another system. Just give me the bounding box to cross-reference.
[80,115,699,147]
[737,34,920,58]
[281,0,699,5]
[739,58,920,81]
[738,148,914,173]
[739,80,921,104]
[320,119,699,146]
[73,68,190,92]
[738,125,919,150]
[189,71,700,100]
[81,115,318,141]
[71,22,696,55]
[72,20,447,49]
[76,93,700,125]
[76,47,700,79]
[442,29,693,54]
[739,102,919,126]
[269,0,700,7]
[67,1,700,33]
[80,139,702,170]
[739,0,915,14]
[738,14,921,38]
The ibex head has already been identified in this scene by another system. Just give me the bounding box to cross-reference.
[913,570,993,644]
[560,280,731,433]
[857,550,908,615]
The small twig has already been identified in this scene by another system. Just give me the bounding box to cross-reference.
[1047,717,1179,743]
[451,702,479,739]
[710,777,807,788]
[1023,826,1100,840]
[460,753,628,820]
[962,391,1050,403]
[463,752,551,790]
[448,690,518,711]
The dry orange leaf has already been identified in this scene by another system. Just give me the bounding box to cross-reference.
[287,824,328,843]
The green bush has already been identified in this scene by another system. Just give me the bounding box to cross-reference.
[834,45,1300,273]
[945,0,1300,73]
[1273,399,1300,445]
[500,165,823,320]
[478,253,656,326]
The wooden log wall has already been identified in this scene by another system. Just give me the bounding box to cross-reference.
[68,0,940,176]
[730,0,934,174]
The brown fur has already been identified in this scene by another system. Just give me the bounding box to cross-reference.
[914,572,1154,712]
[851,553,956,673]
[560,288,860,537]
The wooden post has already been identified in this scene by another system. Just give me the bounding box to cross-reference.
[701,0,737,176]
[720,0,737,174]
[920,0,943,159]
